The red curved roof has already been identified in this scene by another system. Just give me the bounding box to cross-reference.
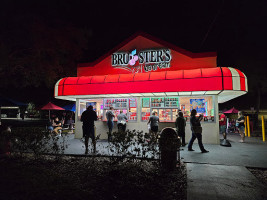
[55,67,247,103]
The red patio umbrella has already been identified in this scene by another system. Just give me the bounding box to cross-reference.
[41,102,65,120]
[223,107,239,114]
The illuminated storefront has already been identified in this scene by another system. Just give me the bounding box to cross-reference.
[55,32,248,144]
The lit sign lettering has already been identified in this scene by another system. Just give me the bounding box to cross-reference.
[112,49,172,73]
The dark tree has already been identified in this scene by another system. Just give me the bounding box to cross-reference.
[0,11,91,90]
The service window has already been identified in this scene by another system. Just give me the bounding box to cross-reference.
[78,99,103,120]
[141,98,150,121]
[179,96,214,122]
[172,109,179,121]
[142,97,180,122]
[128,98,137,121]
[141,108,150,121]
[102,98,137,122]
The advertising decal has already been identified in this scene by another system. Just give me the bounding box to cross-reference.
[190,99,206,113]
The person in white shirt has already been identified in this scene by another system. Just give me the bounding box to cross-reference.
[117,110,128,132]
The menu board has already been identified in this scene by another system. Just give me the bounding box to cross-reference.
[104,98,128,109]
[103,99,115,109]
[151,97,164,108]
[129,98,137,108]
[142,98,150,108]
[164,97,179,108]
[115,98,128,109]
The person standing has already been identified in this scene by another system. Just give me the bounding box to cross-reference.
[20,112,25,120]
[117,110,128,132]
[236,111,245,143]
[188,109,209,153]
[175,111,186,146]
[81,105,98,154]
[147,111,160,138]
[106,107,115,142]
[219,111,227,139]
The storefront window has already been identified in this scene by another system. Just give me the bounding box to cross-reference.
[141,108,150,121]
[128,98,137,121]
[156,109,172,122]
[179,96,214,122]
[142,97,179,122]
[78,96,215,123]
[102,98,137,122]
[172,109,179,121]
[141,96,214,122]
[141,97,150,121]
[78,99,103,120]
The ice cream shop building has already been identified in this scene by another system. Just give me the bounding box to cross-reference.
[55,32,248,144]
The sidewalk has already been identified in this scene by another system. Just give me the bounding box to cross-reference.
[182,133,267,200]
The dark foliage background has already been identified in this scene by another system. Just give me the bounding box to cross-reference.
[0,0,266,109]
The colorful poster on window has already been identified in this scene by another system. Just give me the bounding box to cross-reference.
[151,97,164,108]
[190,99,205,113]
[128,112,137,121]
[211,108,214,116]
[141,112,150,121]
[181,104,185,112]
[142,98,150,108]
[160,109,172,122]
[164,97,179,107]
[86,102,96,111]
[205,102,208,116]
[129,98,137,108]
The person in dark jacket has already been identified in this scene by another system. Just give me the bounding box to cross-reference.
[175,111,186,146]
[188,109,209,153]
[147,111,160,136]
[81,105,98,154]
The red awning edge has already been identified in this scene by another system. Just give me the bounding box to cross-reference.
[55,67,247,103]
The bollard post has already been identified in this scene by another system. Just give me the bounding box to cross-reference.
[244,118,247,137]
[159,127,180,171]
[247,116,251,137]
[262,116,266,142]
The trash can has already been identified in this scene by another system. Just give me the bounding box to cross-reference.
[159,127,181,171]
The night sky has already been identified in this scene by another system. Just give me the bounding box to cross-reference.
[1,0,267,109]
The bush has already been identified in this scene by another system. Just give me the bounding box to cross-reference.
[107,130,160,163]
[0,155,187,200]
[3,127,180,170]
[8,127,68,159]
[0,128,185,199]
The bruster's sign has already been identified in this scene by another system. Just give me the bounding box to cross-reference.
[112,49,172,73]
